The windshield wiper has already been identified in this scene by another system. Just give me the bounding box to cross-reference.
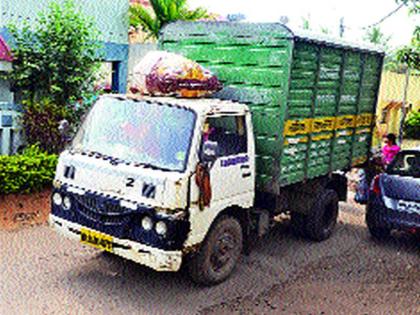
[134,162,172,172]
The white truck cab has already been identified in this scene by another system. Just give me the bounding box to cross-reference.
[50,94,256,284]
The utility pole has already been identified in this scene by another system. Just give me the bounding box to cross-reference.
[339,17,345,38]
[398,68,410,145]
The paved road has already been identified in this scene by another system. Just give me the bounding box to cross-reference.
[1,200,418,315]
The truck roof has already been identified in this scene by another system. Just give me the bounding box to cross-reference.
[105,94,249,115]
[161,22,385,54]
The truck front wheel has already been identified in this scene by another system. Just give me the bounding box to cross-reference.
[187,215,243,286]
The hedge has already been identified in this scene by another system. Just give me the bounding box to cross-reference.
[404,111,420,140]
[0,145,58,195]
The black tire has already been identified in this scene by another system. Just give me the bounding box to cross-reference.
[303,189,339,241]
[187,215,243,286]
[366,204,390,240]
[291,212,308,237]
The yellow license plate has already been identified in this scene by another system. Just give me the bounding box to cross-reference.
[80,228,113,252]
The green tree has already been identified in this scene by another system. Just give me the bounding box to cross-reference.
[2,0,102,153]
[364,26,392,50]
[301,16,311,30]
[397,26,420,70]
[396,0,420,14]
[320,26,331,35]
[129,0,208,40]
[5,0,101,106]
[395,0,419,70]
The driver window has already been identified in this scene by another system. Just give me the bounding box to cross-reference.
[202,116,247,157]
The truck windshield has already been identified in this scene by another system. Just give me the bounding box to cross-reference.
[71,97,196,172]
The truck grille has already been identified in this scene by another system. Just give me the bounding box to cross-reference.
[73,194,133,225]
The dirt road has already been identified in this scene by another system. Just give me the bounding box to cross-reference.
[1,197,419,315]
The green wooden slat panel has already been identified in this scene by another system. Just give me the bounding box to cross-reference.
[165,43,290,67]
[314,108,336,116]
[210,65,286,87]
[332,159,350,170]
[252,111,282,135]
[290,78,316,89]
[281,153,307,164]
[216,85,284,105]
[162,22,293,45]
[256,174,275,190]
[289,89,313,100]
[256,136,282,156]
[307,165,330,179]
[279,171,305,185]
[317,81,340,89]
[287,106,312,117]
[292,61,317,71]
[256,155,275,175]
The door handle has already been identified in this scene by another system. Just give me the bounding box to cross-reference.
[242,172,251,178]
[240,164,250,169]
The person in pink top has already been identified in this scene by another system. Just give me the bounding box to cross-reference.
[381,133,401,165]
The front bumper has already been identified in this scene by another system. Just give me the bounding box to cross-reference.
[49,214,182,272]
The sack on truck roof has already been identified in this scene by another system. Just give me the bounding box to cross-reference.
[131,51,222,98]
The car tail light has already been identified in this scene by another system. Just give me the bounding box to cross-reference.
[370,175,381,196]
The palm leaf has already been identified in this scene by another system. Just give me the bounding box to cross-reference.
[129,4,159,39]
[182,7,208,21]
[130,0,209,39]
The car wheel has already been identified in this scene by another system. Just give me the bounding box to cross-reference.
[304,189,339,241]
[366,204,391,240]
[187,215,243,286]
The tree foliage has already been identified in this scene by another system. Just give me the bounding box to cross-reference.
[396,0,420,14]
[129,0,209,39]
[5,0,101,106]
[395,0,420,70]
[404,110,420,139]
[2,0,102,153]
[397,26,420,70]
[364,26,391,50]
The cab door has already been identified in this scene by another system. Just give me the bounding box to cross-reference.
[203,114,255,205]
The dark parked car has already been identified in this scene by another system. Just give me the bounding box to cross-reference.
[366,148,420,239]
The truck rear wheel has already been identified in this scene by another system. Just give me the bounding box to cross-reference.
[187,215,243,286]
[291,212,308,237]
[292,189,339,241]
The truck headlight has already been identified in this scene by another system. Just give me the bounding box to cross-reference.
[63,196,72,210]
[53,193,62,206]
[155,221,168,236]
[141,216,153,231]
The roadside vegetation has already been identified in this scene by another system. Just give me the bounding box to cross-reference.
[129,0,209,39]
[0,0,101,195]
[0,146,57,195]
[3,0,101,154]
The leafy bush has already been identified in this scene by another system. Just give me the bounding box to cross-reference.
[6,0,101,106]
[2,0,102,153]
[0,145,58,195]
[22,99,69,153]
[404,111,420,139]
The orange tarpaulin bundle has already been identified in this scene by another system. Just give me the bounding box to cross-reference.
[132,51,222,98]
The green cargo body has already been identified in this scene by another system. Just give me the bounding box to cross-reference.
[160,22,384,194]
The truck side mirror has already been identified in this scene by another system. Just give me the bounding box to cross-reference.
[201,140,218,163]
[58,119,71,142]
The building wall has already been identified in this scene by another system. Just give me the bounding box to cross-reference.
[374,71,420,143]
[0,0,130,93]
